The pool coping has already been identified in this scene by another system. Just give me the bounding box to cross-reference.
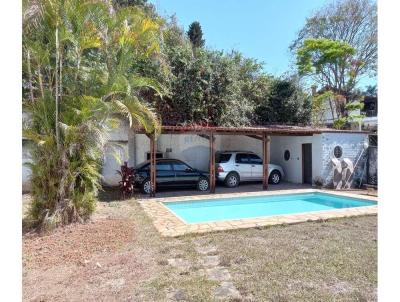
[137,189,378,237]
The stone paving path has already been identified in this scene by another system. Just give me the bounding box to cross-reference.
[167,257,192,271]
[165,240,242,301]
[166,254,191,301]
[193,239,242,301]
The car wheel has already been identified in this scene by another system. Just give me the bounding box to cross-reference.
[225,172,240,188]
[197,177,209,191]
[141,179,152,194]
[269,170,281,184]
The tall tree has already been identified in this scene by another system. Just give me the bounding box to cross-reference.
[291,0,377,92]
[255,77,311,125]
[296,38,357,96]
[23,0,162,230]
[296,38,365,128]
[187,21,205,48]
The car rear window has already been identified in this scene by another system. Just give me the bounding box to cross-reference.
[216,153,232,163]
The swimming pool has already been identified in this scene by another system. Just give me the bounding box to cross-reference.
[163,192,376,224]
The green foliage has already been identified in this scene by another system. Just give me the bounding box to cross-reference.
[152,19,311,127]
[187,21,205,48]
[297,38,356,75]
[153,20,265,127]
[333,117,347,129]
[346,101,365,129]
[296,37,364,123]
[310,90,366,129]
[296,38,358,94]
[345,101,364,112]
[311,91,334,127]
[113,0,148,8]
[255,78,311,125]
[291,0,377,91]
[158,46,260,126]
[23,0,162,230]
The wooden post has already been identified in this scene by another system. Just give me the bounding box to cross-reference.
[149,134,156,197]
[209,131,216,193]
[263,133,269,190]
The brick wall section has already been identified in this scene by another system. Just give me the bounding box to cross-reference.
[320,133,369,187]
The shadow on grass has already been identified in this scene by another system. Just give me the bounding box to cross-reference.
[98,186,142,203]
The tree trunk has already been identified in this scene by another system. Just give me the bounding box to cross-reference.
[55,26,60,149]
[59,46,63,102]
[328,97,335,122]
[27,50,34,102]
[38,65,44,98]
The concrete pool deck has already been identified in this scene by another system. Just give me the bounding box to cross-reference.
[138,189,378,237]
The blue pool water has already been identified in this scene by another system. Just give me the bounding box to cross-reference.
[163,192,375,224]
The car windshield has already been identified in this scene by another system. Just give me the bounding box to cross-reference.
[216,153,232,163]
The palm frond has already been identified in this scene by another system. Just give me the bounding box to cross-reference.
[121,96,161,135]
[130,75,165,97]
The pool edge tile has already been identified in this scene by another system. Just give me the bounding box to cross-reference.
[137,189,377,237]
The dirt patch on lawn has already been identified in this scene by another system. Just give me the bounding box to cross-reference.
[23,217,135,269]
[22,201,159,302]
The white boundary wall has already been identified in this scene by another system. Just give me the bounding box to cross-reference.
[22,140,32,192]
[22,122,369,188]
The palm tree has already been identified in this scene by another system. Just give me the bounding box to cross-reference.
[23,0,163,230]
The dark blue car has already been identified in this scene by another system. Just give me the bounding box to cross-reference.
[133,158,210,194]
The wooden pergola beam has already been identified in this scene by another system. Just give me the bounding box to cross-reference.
[262,133,270,190]
[197,134,211,140]
[161,130,314,136]
[135,125,371,136]
[246,134,263,140]
[209,131,216,193]
[149,134,156,197]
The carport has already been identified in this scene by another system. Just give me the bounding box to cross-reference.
[140,125,324,197]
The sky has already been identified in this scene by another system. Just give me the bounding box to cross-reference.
[149,0,375,88]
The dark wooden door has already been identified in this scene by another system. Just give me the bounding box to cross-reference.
[302,144,312,184]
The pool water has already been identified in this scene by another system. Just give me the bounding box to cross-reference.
[163,192,375,224]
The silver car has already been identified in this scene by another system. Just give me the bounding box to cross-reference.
[216,151,284,187]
